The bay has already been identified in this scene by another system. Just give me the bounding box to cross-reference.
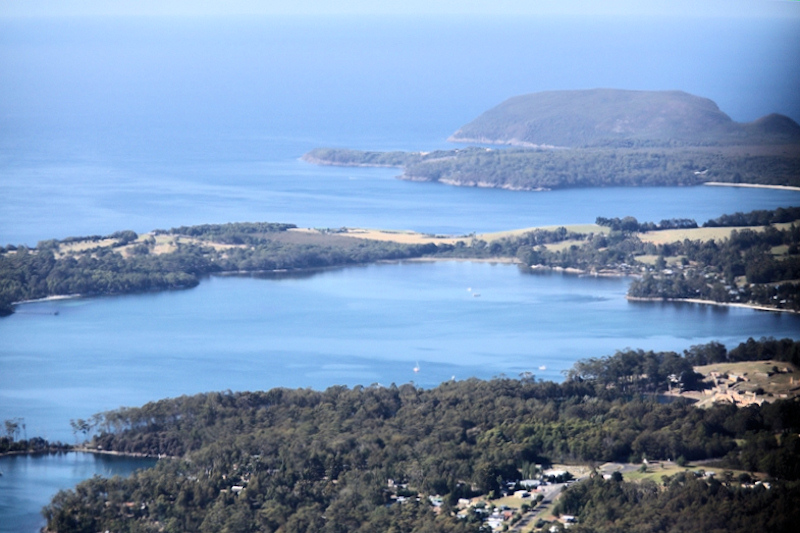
[1,14,800,531]
[4,156,800,246]
[2,16,800,245]
[3,261,799,444]
[0,452,157,533]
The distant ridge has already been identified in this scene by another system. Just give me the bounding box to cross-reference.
[449,89,800,148]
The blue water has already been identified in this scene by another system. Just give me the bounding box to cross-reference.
[3,262,799,443]
[0,452,157,533]
[2,16,800,245]
[1,14,800,531]
[4,157,800,245]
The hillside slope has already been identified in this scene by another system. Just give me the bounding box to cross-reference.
[449,89,800,147]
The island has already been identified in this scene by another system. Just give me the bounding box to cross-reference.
[303,89,800,191]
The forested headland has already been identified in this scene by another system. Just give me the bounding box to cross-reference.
[436,206,800,312]
[448,89,800,148]
[304,145,800,190]
[42,338,800,532]
[2,207,799,316]
[0,223,440,316]
[303,90,800,191]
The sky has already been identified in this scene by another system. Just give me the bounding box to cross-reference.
[1,0,799,18]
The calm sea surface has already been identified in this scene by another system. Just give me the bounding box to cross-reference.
[3,262,800,442]
[0,452,157,533]
[1,14,799,531]
[2,16,800,244]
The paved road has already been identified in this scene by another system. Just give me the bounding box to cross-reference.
[509,464,647,531]
[509,482,566,532]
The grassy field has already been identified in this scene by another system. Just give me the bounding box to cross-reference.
[640,222,794,245]
[623,461,763,483]
[479,224,609,243]
[772,244,790,256]
[540,240,580,252]
[43,219,797,262]
[321,228,464,245]
[56,237,119,256]
[640,226,742,244]
[634,254,686,266]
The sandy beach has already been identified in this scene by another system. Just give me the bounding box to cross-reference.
[12,294,81,306]
[704,182,800,192]
[403,256,521,264]
[626,295,798,314]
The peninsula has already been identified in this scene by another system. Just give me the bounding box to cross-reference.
[1,206,798,316]
[41,337,800,533]
[303,89,800,191]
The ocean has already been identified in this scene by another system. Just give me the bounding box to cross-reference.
[1,14,799,532]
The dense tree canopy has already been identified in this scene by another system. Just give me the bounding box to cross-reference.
[305,146,800,189]
[0,223,441,316]
[41,339,800,533]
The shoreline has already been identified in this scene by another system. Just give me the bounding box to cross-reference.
[74,446,172,459]
[446,135,563,150]
[704,182,800,192]
[626,295,798,314]
[400,174,551,192]
[299,155,404,169]
[403,256,520,265]
[12,293,82,306]
[0,446,73,458]
[530,264,632,278]
[217,256,524,274]
[1,446,169,461]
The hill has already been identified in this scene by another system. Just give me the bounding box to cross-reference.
[449,89,800,148]
[40,338,800,533]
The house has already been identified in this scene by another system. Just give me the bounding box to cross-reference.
[487,516,504,530]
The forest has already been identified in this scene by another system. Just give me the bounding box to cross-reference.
[702,206,800,227]
[0,416,70,455]
[447,89,800,149]
[551,473,800,533]
[305,90,800,191]
[304,146,800,190]
[471,209,800,312]
[1,207,798,316]
[0,223,436,316]
[625,224,800,309]
[41,338,800,532]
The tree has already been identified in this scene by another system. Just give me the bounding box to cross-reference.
[70,418,92,444]
[4,418,20,441]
